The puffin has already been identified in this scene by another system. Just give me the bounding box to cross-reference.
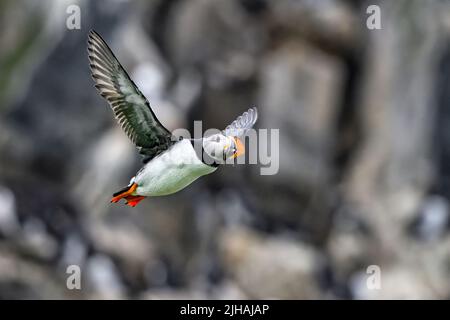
[87,30,258,207]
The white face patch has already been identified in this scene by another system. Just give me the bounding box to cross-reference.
[203,134,235,162]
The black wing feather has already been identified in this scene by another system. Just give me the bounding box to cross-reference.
[87,30,175,162]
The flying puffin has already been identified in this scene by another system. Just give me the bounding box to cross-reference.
[87,30,258,207]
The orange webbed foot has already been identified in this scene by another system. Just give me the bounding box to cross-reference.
[125,195,146,207]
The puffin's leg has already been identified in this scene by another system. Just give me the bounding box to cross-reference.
[110,183,138,203]
[124,195,146,207]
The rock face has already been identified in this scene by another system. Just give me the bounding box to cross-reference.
[0,0,449,299]
[219,227,321,299]
[255,41,344,241]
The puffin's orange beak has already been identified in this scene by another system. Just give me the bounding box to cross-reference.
[232,137,245,158]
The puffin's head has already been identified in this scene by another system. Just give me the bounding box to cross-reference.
[203,134,245,163]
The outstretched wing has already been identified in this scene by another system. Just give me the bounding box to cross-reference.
[87,30,175,162]
[223,107,258,137]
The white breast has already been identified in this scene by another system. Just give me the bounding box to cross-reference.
[134,139,217,196]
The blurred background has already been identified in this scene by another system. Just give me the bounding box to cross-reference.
[0,0,450,299]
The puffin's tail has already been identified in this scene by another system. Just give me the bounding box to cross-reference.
[110,183,145,207]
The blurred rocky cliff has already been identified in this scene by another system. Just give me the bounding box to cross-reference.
[1,0,450,299]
